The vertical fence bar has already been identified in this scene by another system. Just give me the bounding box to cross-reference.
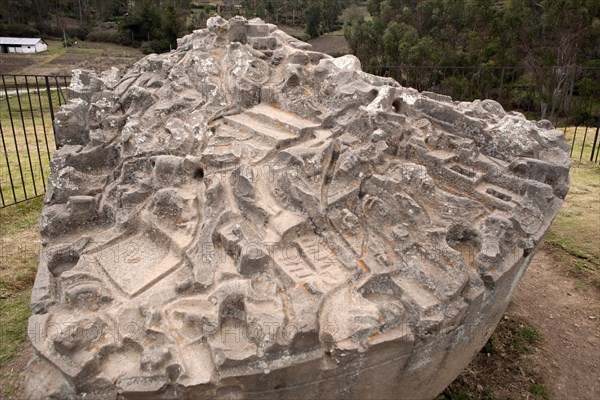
[2,75,28,200]
[35,76,53,161]
[590,124,599,163]
[0,117,17,205]
[45,76,57,147]
[0,74,68,207]
[25,76,47,191]
[579,126,589,162]
[54,76,67,105]
[53,77,63,107]
[13,75,38,197]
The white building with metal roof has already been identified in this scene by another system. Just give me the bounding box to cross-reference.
[0,37,48,54]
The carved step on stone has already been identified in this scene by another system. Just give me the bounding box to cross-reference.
[26,15,570,400]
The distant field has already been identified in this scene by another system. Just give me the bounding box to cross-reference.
[0,40,143,76]
[307,30,350,56]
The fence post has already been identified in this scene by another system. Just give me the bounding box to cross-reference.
[13,76,38,197]
[579,126,589,162]
[590,117,600,163]
[570,126,578,157]
[2,75,28,200]
[24,76,47,192]
[44,76,57,148]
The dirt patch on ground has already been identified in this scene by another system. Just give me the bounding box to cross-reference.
[443,246,600,400]
[0,58,36,75]
[2,247,598,399]
[308,31,350,56]
[510,247,600,399]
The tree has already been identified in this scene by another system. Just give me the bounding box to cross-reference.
[382,22,418,65]
[163,1,184,48]
[305,0,322,38]
[344,16,384,67]
[321,0,342,32]
[118,0,161,46]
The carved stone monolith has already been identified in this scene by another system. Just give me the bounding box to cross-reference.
[26,16,570,400]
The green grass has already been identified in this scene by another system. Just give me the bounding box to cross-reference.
[0,80,65,127]
[0,196,44,236]
[0,198,43,369]
[545,164,600,288]
[0,290,31,369]
[3,384,16,396]
[530,384,550,399]
[481,332,499,354]
[435,389,473,400]
[508,323,544,354]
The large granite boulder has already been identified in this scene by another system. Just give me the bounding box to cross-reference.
[26,16,570,400]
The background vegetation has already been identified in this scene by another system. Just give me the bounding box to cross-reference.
[0,0,353,52]
[2,1,598,121]
[344,0,600,122]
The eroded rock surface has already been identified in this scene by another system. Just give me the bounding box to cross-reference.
[26,16,570,400]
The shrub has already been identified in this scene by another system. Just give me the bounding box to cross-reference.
[140,39,172,55]
[87,29,125,44]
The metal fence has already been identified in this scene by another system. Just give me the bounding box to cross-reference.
[0,69,597,209]
[567,123,600,163]
[0,74,70,208]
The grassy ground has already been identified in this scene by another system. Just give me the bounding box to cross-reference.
[545,163,600,288]
[0,198,43,372]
